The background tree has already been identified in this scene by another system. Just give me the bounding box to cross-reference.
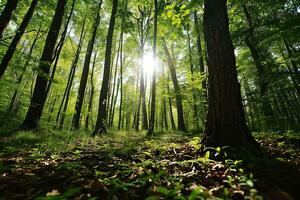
[93,0,119,135]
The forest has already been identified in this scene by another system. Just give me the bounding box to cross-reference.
[0,0,299,199]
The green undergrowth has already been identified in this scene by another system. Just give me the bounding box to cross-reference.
[0,129,299,199]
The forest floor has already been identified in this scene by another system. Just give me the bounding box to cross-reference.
[0,129,300,200]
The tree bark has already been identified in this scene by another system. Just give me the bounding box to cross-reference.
[0,0,19,40]
[0,0,37,78]
[162,40,186,132]
[92,0,118,135]
[72,0,102,129]
[201,0,258,148]
[19,0,67,130]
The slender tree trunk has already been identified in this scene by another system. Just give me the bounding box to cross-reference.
[283,38,300,85]
[162,40,186,132]
[162,65,168,130]
[85,48,98,129]
[187,27,200,129]
[92,0,118,135]
[108,36,121,127]
[148,0,158,134]
[56,19,86,129]
[118,30,124,130]
[140,45,148,130]
[281,51,300,96]
[0,0,19,40]
[19,0,67,130]
[201,0,258,149]
[6,24,42,115]
[0,0,37,78]
[47,96,57,122]
[193,11,206,90]
[72,0,102,129]
[167,74,176,130]
[243,5,275,128]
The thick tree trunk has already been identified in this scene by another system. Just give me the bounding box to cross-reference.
[162,40,186,132]
[0,0,19,40]
[72,0,102,129]
[92,0,118,135]
[45,0,76,96]
[19,0,67,130]
[0,0,37,78]
[201,0,258,148]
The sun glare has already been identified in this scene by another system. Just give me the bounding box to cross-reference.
[142,52,155,77]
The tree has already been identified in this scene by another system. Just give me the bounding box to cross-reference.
[201,0,258,148]
[19,0,67,130]
[6,23,42,116]
[85,47,98,129]
[162,40,186,132]
[148,0,158,134]
[92,0,119,135]
[0,0,38,78]
[56,17,87,129]
[0,0,19,40]
[72,0,102,129]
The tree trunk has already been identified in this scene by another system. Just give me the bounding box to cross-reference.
[243,4,275,128]
[108,35,121,127]
[47,96,57,122]
[201,0,257,148]
[0,0,19,40]
[193,11,206,90]
[148,0,158,134]
[92,0,118,135]
[118,30,124,130]
[0,0,37,78]
[283,38,300,85]
[140,46,148,130]
[167,74,176,130]
[56,19,86,130]
[85,48,98,129]
[45,0,76,96]
[187,26,200,130]
[162,40,186,132]
[72,0,102,129]
[19,0,67,130]
[6,24,42,115]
